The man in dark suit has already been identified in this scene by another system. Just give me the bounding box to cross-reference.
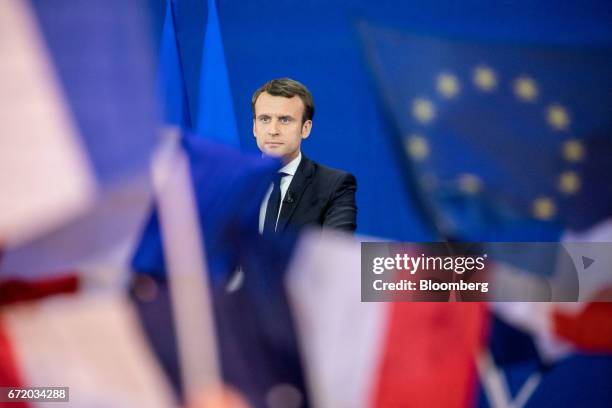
[252,78,357,235]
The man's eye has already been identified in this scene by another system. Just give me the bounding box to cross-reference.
[260,117,270,123]
[280,118,291,124]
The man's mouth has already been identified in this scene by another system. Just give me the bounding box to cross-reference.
[265,142,283,147]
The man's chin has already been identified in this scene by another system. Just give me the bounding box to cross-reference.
[263,150,285,159]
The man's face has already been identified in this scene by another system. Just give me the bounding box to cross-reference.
[253,92,312,163]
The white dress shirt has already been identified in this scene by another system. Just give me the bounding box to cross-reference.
[259,152,302,234]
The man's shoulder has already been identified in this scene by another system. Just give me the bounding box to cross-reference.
[303,156,355,184]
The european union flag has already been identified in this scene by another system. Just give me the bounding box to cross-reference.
[360,21,612,241]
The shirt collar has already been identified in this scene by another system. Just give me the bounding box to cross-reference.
[279,152,301,176]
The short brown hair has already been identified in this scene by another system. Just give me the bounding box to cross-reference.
[252,78,315,123]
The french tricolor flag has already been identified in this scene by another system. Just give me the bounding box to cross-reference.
[286,230,612,408]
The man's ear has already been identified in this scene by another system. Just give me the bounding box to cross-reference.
[301,120,312,139]
[253,119,256,137]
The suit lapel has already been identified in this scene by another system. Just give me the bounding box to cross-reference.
[276,155,314,233]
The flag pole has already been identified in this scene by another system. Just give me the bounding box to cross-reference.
[152,128,221,401]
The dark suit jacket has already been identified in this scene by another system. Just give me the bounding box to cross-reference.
[276,155,357,233]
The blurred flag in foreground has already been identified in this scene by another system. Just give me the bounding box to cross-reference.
[286,231,612,407]
[0,1,174,405]
[286,232,486,408]
[133,134,276,284]
[132,133,311,406]
[359,21,612,242]
[0,293,176,407]
[0,0,159,281]
[0,0,94,247]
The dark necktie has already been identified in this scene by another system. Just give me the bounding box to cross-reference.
[263,172,288,236]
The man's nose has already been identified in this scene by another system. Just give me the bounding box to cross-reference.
[268,119,280,136]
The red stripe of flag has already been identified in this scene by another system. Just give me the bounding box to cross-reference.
[372,302,488,408]
[554,300,612,352]
[0,316,29,408]
[0,274,79,407]
[0,275,79,307]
